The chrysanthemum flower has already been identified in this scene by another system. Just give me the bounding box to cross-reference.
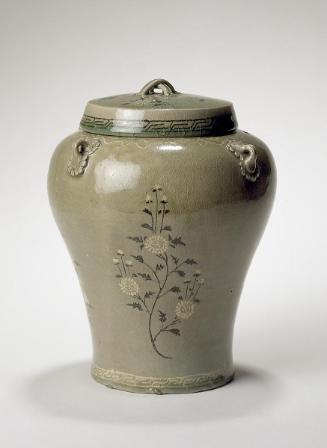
[119,277,140,296]
[175,300,194,320]
[144,235,169,255]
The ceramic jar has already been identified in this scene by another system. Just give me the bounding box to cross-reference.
[48,79,276,394]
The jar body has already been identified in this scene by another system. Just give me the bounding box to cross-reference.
[48,130,276,393]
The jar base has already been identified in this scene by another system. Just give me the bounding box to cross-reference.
[91,363,234,394]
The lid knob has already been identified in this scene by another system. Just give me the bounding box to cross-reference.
[139,79,177,97]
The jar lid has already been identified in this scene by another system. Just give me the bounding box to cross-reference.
[80,79,237,137]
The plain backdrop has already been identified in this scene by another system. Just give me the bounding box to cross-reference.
[1,0,326,447]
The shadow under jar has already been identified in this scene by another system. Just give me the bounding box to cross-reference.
[48,79,276,394]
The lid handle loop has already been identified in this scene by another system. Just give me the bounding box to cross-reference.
[139,79,177,97]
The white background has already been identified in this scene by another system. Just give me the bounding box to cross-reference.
[1,0,326,446]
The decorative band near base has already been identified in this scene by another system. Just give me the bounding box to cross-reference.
[91,364,234,394]
[80,113,237,137]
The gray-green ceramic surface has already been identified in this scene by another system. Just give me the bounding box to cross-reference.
[80,78,237,137]
[48,80,276,394]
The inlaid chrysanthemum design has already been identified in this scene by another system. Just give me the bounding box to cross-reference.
[175,300,194,320]
[144,235,169,255]
[119,277,140,296]
[113,186,205,359]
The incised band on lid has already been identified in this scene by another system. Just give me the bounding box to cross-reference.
[80,79,237,137]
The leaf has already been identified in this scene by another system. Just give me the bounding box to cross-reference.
[132,255,144,263]
[168,328,180,336]
[143,208,152,215]
[128,236,144,243]
[116,274,122,278]
[144,291,155,298]
[158,310,167,322]
[171,237,186,247]
[170,286,181,293]
[178,295,184,300]
[165,210,170,214]
[127,302,143,311]
[140,244,144,250]
[155,263,164,271]
[185,258,197,265]
[171,255,179,265]
[194,299,200,303]
[132,273,138,278]
[162,225,172,231]
[176,270,186,277]
[141,223,153,230]
[138,272,152,281]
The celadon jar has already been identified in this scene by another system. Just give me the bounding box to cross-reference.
[48,79,276,394]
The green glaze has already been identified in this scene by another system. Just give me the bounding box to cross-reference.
[48,80,276,394]
[80,78,237,137]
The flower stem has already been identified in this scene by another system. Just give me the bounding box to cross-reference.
[159,203,166,233]
[154,190,158,233]
[169,259,187,276]
[150,209,154,232]
[137,295,150,314]
[147,252,172,359]
[120,255,127,275]
[153,318,181,341]
[192,284,202,302]
[142,260,161,289]
[146,198,154,232]
[185,283,189,300]
[148,321,172,359]
[190,277,197,297]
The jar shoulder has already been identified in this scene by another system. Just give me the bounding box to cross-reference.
[50,129,274,169]
[48,129,276,212]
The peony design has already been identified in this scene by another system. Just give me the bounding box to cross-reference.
[113,187,205,359]
[144,235,169,255]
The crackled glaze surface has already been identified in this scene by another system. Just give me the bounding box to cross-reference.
[48,129,276,393]
[80,78,237,137]
[112,185,206,360]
